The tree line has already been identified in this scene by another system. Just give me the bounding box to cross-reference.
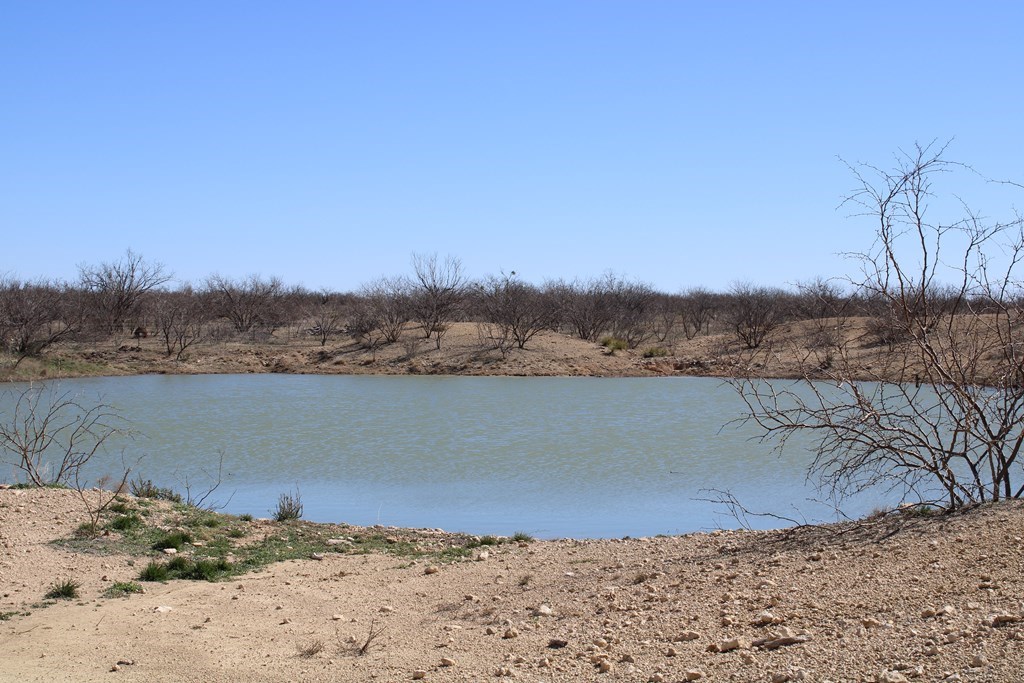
[0,248,991,365]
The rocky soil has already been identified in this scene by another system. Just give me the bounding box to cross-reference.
[2,487,1023,682]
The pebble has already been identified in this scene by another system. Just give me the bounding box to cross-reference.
[424,565,439,575]
[534,604,554,617]
[440,657,456,667]
[684,670,705,680]
[503,628,519,639]
[672,631,701,642]
[412,670,426,680]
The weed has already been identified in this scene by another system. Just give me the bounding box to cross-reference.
[108,500,131,514]
[139,561,170,582]
[165,555,190,571]
[44,578,80,600]
[238,513,254,522]
[274,489,303,521]
[227,527,245,538]
[358,619,386,655]
[74,521,100,538]
[511,531,533,543]
[297,639,325,658]
[130,477,182,503]
[104,581,144,598]
[642,346,669,358]
[517,573,533,587]
[153,531,193,551]
[181,558,233,581]
[108,513,143,532]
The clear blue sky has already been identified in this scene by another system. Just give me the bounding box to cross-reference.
[2,2,1022,293]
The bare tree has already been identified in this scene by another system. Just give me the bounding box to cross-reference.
[546,276,615,342]
[608,277,657,349]
[354,276,412,345]
[152,287,208,359]
[734,142,1024,510]
[78,249,170,334]
[476,272,553,356]
[410,254,465,350]
[305,291,346,347]
[206,274,284,335]
[0,383,128,486]
[0,277,78,364]
[727,282,787,349]
[679,287,719,339]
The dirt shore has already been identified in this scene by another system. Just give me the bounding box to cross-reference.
[2,318,906,383]
[2,487,1023,682]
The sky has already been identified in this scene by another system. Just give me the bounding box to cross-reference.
[2,2,1023,293]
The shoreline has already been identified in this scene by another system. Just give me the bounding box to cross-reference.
[2,487,1023,681]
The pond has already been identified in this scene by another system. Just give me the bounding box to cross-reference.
[0,375,892,538]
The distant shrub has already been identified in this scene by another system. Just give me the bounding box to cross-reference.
[512,531,534,543]
[238,513,254,522]
[600,336,628,351]
[642,347,669,358]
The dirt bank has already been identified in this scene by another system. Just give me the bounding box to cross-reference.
[2,487,1023,682]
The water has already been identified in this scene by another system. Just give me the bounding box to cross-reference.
[0,375,892,538]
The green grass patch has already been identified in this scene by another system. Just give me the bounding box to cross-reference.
[153,531,193,551]
[512,531,534,542]
[107,513,143,532]
[103,581,144,598]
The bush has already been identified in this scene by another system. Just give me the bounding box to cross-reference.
[44,578,80,600]
[642,347,669,358]
[238,513,254,522]
[600,336,628,351]
[274,489,303,522]
[512,531,534,543]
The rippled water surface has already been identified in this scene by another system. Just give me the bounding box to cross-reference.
[0,375,891,537]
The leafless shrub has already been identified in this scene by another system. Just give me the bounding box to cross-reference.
[476,271,554,356]
[0,383,129,486]
[734,141,1024,510]
[358,619,386,655]
[727,282,787,349]
[206,274,284,335]
[297,639,324,658]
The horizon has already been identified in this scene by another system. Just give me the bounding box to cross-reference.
[3,2,1023,292]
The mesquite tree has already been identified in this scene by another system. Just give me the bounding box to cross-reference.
[734,142,1024,510]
